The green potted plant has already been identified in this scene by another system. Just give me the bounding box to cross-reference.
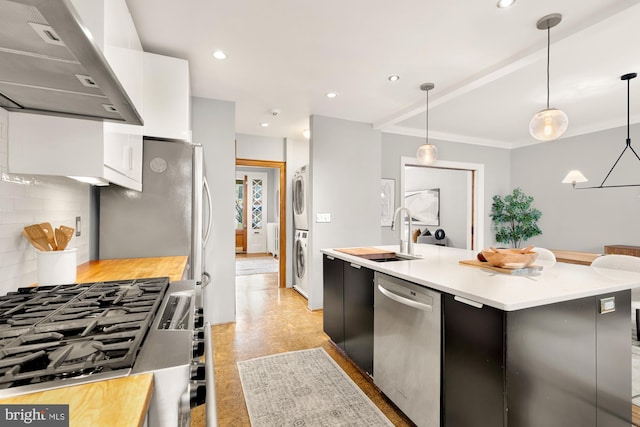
[490,188,542,248]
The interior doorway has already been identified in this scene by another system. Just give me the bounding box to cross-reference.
[236,158,287,288]
[401,157,485,251]
[235,170,270,254]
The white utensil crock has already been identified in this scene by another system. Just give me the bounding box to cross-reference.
[37,248,77,285]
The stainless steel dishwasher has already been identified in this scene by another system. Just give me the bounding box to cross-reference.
[374,272,441,427]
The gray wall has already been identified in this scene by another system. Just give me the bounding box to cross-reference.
[381,133,512,248]
[236,133,285,162]
[192,97,236,324]
[511,123,640,253]
[309,115,381,310]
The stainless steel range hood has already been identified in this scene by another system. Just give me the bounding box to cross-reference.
[0,0,143,125]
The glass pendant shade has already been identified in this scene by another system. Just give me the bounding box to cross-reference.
[529,108,568,141]
[417,144,438,164]
[561,170,588,188]
[530,14,567,142]
[417,82,437,164]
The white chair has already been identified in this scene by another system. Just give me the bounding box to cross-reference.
[591,254,640,341]
[532,247,556,268]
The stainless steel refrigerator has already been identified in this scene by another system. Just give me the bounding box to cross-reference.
[99,138,212,283]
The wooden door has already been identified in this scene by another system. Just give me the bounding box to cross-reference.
[245,171,268,253]
[235,177,247,253]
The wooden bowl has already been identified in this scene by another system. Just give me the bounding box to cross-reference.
[481,247,538,269]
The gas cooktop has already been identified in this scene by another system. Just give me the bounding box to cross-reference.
[0,277,169,389]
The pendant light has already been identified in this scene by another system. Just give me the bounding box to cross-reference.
[417,83,438,164]
[563,72,640,189]
[529,13,568,141]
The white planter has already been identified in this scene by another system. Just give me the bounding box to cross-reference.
[37,248,78,285]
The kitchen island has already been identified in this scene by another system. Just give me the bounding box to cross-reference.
[322,245,640,427]
[0,256,188,427]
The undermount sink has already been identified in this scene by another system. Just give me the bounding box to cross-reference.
[335,247,422,263]
[366,253,423,262]
[370,256,404,262]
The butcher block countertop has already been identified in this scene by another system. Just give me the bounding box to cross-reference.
[76,256,188,283]
[1,256,188,427]
[0,374,153,427]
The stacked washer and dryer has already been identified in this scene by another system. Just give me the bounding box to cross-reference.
[293,165,310,298]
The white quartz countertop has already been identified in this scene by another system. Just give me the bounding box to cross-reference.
[321,244,640,311]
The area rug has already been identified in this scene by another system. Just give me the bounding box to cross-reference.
[237,348,393,426]
[236,256,278,276]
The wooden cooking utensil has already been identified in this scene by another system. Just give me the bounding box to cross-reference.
[55,228,69,251]
[60,225,75,243]
[22,230,49,251]
[24,225,52,251]
[39,222,57,251]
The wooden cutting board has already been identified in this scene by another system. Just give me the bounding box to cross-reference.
[334,247,396,259]
[459,259,543,275]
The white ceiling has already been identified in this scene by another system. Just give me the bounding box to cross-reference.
[124,0,640,149]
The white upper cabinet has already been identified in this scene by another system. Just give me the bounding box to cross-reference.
[7,0,144,191]
[8,112,142,191]
[143,53,191,141]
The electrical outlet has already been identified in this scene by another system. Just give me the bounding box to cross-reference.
[316,213,331,223]
[75,216,81,236]
[599,296,615,314]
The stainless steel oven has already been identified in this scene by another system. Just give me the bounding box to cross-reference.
[0,277,207,426]
[132,279,207,426]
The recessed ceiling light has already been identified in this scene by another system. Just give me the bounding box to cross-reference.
[326,92,338,98]
[212,50,227,60]
[260,122,269,127]
[388,75,400,82]
[496,0,516,8]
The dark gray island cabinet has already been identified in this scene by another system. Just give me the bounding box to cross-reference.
[444,290,631,427]
[322,247,635,427]
[323,254,374,376]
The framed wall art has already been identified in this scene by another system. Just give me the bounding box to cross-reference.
[404,188,440,226]
[381,178,395,226]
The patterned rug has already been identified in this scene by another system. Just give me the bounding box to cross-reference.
[237,348,393,426]
[236,256,278,276]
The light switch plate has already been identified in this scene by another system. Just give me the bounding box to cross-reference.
[75,216,81,237]
[316,213,331,223]
[599,296,615,314]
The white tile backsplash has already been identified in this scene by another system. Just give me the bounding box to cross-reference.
[0,108,91,294]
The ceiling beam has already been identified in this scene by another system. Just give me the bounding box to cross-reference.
[374,0,640,134]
